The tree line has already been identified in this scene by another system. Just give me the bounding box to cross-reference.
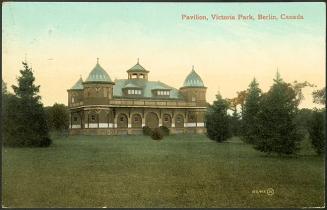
[2,62,325,154]
[206,72,325,155]
[2,62,69,147]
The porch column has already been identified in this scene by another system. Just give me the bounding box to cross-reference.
[159,109,162,126]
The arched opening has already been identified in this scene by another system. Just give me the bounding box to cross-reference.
[131,113,142,128]
[145,112,159,128]
[175,114,184,128]
[162,114,172,128]
[117,113,128,128]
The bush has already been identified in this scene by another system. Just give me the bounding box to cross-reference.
[142,126,153,136]
[159,126,170,136]
[38,137,52,147]
[151,128,164,140]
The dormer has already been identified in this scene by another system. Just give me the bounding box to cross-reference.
[153,89,171,97]
[122,82,143,97]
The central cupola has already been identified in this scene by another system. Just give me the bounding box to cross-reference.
[127,58,149,80]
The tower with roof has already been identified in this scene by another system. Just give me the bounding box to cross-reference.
[82,58,115,106]
[180,66,207,107]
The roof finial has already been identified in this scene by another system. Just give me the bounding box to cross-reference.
[137,58,139,64]
[97,57,99,64]
[192,65,194,71]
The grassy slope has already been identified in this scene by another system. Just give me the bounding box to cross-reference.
[2,134,325,208]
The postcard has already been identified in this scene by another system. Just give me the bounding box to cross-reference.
[1,2,325,208]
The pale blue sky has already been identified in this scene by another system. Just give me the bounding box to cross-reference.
[2,2,326,107]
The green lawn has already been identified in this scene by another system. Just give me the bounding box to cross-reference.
[2,134,325,208]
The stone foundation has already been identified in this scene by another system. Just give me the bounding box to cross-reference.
[69,127,206,135]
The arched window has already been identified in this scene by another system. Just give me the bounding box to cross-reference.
[117,113,128,128]
[131,113,142,128]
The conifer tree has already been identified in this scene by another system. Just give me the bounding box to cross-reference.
[242,78,261,144]
[308,110,325,155]
[205,93,231,142]
[254,72,301,155]
[4,62,51,147]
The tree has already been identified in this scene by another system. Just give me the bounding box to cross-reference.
[205,93,231,142]
[254,72,302,155]
[242,78,261,144]
[312,87,326,105]
[3,62,51,147]
[308,109,325,155]
[236,90,248,117]
[229,110,241,136]
[45,103,69,133]
[226,97,241,136]
[291,80,315,106]
[2,80,9,136]
[294,108,313,136]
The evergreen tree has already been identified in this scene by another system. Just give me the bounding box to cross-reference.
[229,110,241,136]
[254,72,301,155]
[227,97,241,136]
[3,62,51,147]
[308,109,325,155]
[242,78,261,144]
[205,93,231,142]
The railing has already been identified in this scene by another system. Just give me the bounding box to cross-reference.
[108,99,197,107]
[69,99,199,108]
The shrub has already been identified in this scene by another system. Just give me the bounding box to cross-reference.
[159,126,170,136]
[38,137,52,147]
[142,126,153,136]
[151,128,164,140]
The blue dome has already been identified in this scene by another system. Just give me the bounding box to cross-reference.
[183,67,204,87]
[85,61,113,83]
